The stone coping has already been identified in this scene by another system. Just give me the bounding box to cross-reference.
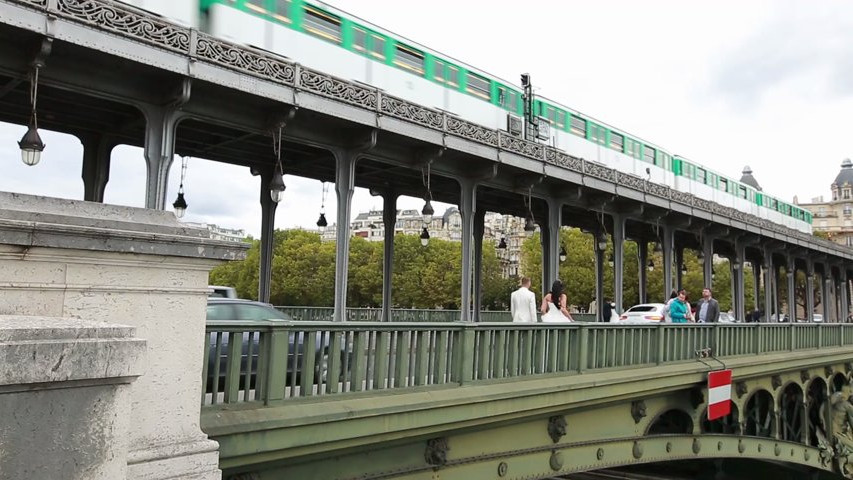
[0,191,248,261]
[0,315,147,387]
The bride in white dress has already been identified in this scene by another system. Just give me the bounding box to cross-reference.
[540,280,574,322]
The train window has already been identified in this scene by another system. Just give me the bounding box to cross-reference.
[352,26,367,52]
[643,146,655,164]
[394,44,424,74]
[466,73,490,99]
[246,0,268,14]
[273,0,291,22]
[696,168,707,184]
[498,87,518,111]
[719,178,728,192]
[434,59,445,83]
[447,65,459,87]
[588,123,607,145]
[739,185,747,199]
[303,6,342,44]
[610,132,623,151]
[370,34,385,59]
[570,116,585,136]
[555,110,566,129]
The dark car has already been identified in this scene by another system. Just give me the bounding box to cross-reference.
[205,298,330,393]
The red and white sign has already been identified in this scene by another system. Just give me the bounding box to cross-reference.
[707,369,733,421]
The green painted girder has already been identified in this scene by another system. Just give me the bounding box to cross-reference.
[204,347,853,477]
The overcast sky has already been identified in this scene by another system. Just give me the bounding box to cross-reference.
[2,0,852,237]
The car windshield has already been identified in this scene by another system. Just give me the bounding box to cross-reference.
[206,303,289,321]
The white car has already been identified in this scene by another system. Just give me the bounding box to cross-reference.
[718,312,738,323]
[812,314,824,323]
[616,303,666,324]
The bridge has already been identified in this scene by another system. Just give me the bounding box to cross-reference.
[1,1,853,480]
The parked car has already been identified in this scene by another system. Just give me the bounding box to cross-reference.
[208,285,238,298]
[718,312,738,323]
[205,298,331,392]
[812,314,824,323]
[616,303,666,324]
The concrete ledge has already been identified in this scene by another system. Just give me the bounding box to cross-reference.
[0,192,247,261]
[0,316,146,388]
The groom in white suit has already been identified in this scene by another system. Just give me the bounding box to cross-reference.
[511,277,538,323]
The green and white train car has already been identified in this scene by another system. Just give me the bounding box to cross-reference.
[120,0,813,234]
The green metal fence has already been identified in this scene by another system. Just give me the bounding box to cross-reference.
[274,306,596,323]
[202,322,852,408]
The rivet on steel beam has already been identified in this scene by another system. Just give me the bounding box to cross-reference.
[738,440,746,454]
[665,442,673,453]
[692,438,701,454]
[497,462,508,477]
[774,444,781,456]
[757,444,763,453]
[771,375,782,390]
[632,441,643,459]
[549,452,564,471]
[596,448,605,460]
[717,441,723,451]
[804,449,811,461]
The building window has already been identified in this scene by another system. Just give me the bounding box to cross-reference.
[847,237,853,247]
[845,189,851,199]
[821,220,828,228]
[845,204,852,216]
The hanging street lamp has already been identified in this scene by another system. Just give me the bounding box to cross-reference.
[420,227,430,247]
[19,66,45,166]
[647,259,655,272]
[498,237,507,249]
[172,156,189,218]
[559,244,567,262]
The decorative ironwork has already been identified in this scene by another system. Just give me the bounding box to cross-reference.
[631,400,647,424]
[195,33,295,85]
[802,370,811,383]
[694,197,714,212]
[544,148,582,172]
[424,437,449,466]
[57,0,190,53]
[299,68,377,109]
[616,171,644,190]
[646,182,669,198]
[689,388,704,409]
[380,95,443,129]
[446,116,498,146]
[736,381,748,398]
[499,133,543,159]
[21,0,47,6]
[827,366,835,377]
[584,162,614,181]
[670,189,693,205]
[547,415,567,443]
[772,375,783,390]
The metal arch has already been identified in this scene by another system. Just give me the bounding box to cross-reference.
[743,389,776,438]
[370,435,831,480]
[701,404,742,435]
[645,408,695,436]
[779,382,805,443]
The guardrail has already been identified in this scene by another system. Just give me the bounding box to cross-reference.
[274,306,596,323]
[201,322,853,407]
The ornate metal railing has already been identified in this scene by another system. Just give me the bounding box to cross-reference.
[7,0,848,259]
[201,322,852,407]
[274,306,595,323]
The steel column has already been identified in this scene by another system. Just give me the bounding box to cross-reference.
[838,265,850,322]
[140,104,183,210]
[703,235,714,290]
[638,241,648,304]
[80,133,114,203]
[595,232,605,321]
[472,208,486,322]
[333,151,357,321]
[675,246,684,290]
[662,224,675,297]
[540,218,551,297]
[822,266,831,322]
[258,168,277,304]
[805,259,815,322]
[545,197,562,289]
[787,256,797,323]
[612,214,626,314]
[753,261,762,312]
[459,178,477,322]
[734,243,746,322]
[774,264,781,321]
[763,249,774,322]
[381,192,398,323]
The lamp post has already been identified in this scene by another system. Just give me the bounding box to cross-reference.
[19,66,45,166]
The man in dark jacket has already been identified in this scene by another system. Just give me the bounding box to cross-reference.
[696,287,721,323]
[602,297,613,322]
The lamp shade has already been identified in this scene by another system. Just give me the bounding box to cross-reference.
[316,213,328,228]
[421,199,434,225]
[420,227,430,247]
[559,245,567,262]
[647,259,655,272]
[18,124,45,166]
[498,237,507,249]
[172,192,187,219]
[524,213,536,232]
[269,169,286,203]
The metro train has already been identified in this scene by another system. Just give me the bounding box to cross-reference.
[123,0,813,234]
